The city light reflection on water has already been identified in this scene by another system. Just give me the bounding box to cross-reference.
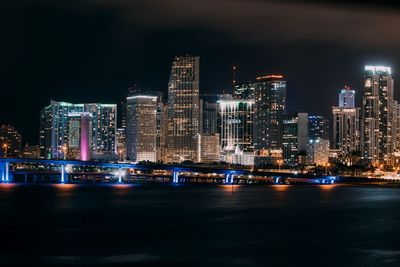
[271,184,290,192]
[220,184,241,192]
[52,184,77,191]
[0,183,17,192]
[318,184,338,190]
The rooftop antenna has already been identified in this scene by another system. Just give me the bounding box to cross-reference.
[232,65,237,88]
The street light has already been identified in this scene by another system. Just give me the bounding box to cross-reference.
[2,144,8,158]
[324,162,331,175]
[277,159,283,171]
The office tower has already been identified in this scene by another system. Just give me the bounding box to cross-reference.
[39,100,117,160]
[234,82,255,100]
[197,133,220,163]
[219,94,254,166]
[66,112,92,161]
[166,56,200,163]
[126,94,157,162]
[332,87,360,156]
[308,115,330,141]
[253,75,286,165]
[339,86,355,108]
[307,138,330,165]
[0,125,22,158]
[200,95,219,135]
[362,66,395,165]
[282,112,308,165]
[39,106,52,159]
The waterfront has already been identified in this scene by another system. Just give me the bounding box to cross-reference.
[1,184,400,266]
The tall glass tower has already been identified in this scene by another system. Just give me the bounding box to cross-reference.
[166,56,200,163]
[253,75,286,165]
[362,65,395,165]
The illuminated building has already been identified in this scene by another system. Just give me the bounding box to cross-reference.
[39,100,117,160]
[22,144,40,159]
[116,128,126,161]
[332,87,360,156]
[156,96,168,163]
[282,112,308,165]
[362,66,396,165]
[307,138,330,165]
[197,133,220,163]
[218,95,254,166]
[166,56,200,163]
[234,82,255,100]
[0,125,22,158]
[200,96,219,135]
[66,112,92,161]
[308,115,329,141]
[253,75,286,165]
[339,86,355,108]
[126,94,157,162]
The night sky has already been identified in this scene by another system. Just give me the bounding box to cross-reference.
[2,0,400,144]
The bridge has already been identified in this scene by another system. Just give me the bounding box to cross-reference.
[0,158,337,185]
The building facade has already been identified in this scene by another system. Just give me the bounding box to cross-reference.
[253,75,286,165]
[218,95,254,165]
[166,56,200,163]
[197,133,220,163]
[39,100,117,160]
[0,125,22,158]
[126,95,157,162]
[361,66,396,165]
[282,112,308,165]
[332,87,360,156]
[308,115,329,141]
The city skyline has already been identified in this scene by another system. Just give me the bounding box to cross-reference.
[3,1,400,144]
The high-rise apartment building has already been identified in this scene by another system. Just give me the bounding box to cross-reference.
[253,75,286,165]
[332,87,360,155]
[166,56,200,163]
[126,94,157,162]
[282,112,308,165]
[39,100,117,160]
[362,66,395,165]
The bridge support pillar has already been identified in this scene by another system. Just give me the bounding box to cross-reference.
[60,165,67,183]
[0,162,10,183]
[225,173,234,184]
[172,171,179,183]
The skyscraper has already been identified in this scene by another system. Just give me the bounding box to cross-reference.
[253,75,286,165]
[39,100,117,160]
[218,95,254,165]
[339,86,356,108]
[166,56,200,163]
[362,66,395,165]
[332,87,360,156]
[66,112,92,161]
[308,115,330,141]
[282,112,308,165]
[126,94,157,162]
